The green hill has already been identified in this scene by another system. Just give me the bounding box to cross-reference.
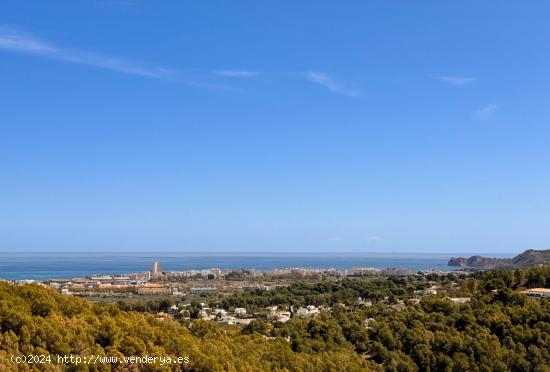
[2,267,550,371]
[449,248,550,268]
[512,249,550,266]
[0,282,372,371]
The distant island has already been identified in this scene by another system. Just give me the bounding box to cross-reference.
[449,249,550,268]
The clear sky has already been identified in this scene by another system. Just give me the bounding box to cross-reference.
[1,1,549,254]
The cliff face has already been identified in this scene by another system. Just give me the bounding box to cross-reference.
[449,249,550,268]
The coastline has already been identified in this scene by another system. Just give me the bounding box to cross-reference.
[0,251,514,281]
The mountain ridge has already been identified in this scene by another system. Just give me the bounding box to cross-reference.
[448,249,550,268]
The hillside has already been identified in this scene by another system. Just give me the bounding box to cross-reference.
[0,282,373,371]
[447,255,511,268]
[2,267,550,371]
[448,248,550,268]
[512,249,550,266]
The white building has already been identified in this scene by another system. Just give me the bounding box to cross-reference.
[267,308,290,322]
[221,316,236,325]
[296,306,319,317]
[214,309,227,316]
[422,289,438,296]
[363,317,376,329]
[447,297,471,304]
[152,262,161,276]
[234,308,247,317]
[521,288,550,298]
[275,311,291,323]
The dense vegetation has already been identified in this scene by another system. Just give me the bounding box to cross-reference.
[474,265,550,291]
[221,277,434,310]
[225,267,550,371]
[254,290,550,371]
[0,281,372,371]
[1,266,550,371]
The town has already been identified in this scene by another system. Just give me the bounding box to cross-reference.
[10,261,455,297]
[8,261,546,327]
[6,262,549,332]
[2,262,550,370]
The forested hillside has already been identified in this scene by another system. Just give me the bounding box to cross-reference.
[0,281,371,371]
[1,267,550,371]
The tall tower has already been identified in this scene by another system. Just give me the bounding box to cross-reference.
[152,261,161,275]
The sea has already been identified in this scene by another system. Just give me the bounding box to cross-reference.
[0,252,514,281]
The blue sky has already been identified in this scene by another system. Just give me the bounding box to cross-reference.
[1,1,549,254]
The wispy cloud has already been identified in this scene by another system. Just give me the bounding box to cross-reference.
[429,74,475,86]
[304,71,360,96]
[215,69,259,78]
[476,104,500,120]
[0,28,362,97]
[0,28,55,53]
[0,28,172,79]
